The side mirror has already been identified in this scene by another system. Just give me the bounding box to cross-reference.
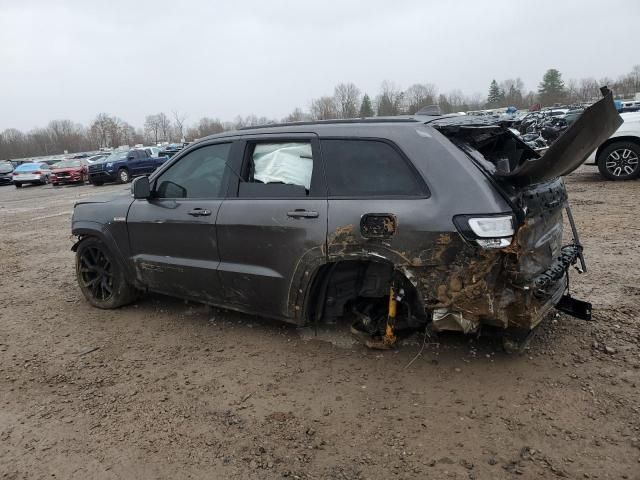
[127,155,135,161]
[131,176,150,199]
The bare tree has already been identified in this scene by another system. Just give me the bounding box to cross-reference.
[172,110,188,141]
[310,96,337,120]
[284,108,308,122]
[333,83,361,118]
[404,83,437,114]
[144,115,161,144]
[157,113,172,142]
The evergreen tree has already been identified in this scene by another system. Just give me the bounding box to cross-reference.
[538,68,566,106]
[486,79,504,108]
[359,93,374,117]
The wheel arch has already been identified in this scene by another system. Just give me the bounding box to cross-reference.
[595,136,640,161]
[297,256,427,327]
[72,222,136,281]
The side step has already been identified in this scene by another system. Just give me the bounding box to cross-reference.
[555,294,592,321]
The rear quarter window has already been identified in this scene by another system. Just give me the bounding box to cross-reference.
[321,139,426,197]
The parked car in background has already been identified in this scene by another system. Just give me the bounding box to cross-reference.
[0,160,15,185]
[88,149,168,186]
[86,153,109,164]
[158,143,184,158]
[50,158,89,186]
[12,162,52,188]
[584,111,640,180]
[145,146,161,157]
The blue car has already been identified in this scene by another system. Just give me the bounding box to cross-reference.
[88,149,168,186]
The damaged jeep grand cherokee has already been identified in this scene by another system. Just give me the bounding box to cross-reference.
[71,92,622,349]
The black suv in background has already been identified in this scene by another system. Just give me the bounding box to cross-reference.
[71,94,621,348]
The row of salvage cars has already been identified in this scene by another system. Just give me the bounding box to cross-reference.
[71,91,625,352]
[0,153,108,188]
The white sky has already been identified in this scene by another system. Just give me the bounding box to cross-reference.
[1,0,638,130]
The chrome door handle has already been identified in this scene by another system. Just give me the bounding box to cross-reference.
[287,210,319,218]
[188,208,212,217]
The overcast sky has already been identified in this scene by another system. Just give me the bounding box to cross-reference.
[1,0,638,131]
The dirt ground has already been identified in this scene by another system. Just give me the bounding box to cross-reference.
[0,167,639,480]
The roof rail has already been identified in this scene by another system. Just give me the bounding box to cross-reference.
[238,117,419,130]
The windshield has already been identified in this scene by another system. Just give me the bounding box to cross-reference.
[15,163,40,172]
[102,152,128,163]
[54,160,82,168]
[0,162,13,173]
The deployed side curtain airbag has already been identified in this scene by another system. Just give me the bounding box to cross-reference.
[252,143,313,189]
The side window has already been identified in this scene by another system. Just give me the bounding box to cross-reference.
[154,143,231,199]
[239,142,314,197]
[321,139,424,197]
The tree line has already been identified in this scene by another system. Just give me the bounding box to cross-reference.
[2,65,639,160]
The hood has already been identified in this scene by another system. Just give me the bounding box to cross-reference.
[74,187,130,206]
[52,167,83,173]
[430,92,623,186]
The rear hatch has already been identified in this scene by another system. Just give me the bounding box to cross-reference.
[431,93,622,293]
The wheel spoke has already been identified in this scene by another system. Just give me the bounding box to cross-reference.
[79,244,115,301]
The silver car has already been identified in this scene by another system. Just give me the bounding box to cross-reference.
[13,162,52,188]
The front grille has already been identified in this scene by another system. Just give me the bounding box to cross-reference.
[89,164,105,173]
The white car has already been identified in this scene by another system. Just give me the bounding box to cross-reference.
[12,162,52,188]
[585,112,640,180]
[144,146,161,157]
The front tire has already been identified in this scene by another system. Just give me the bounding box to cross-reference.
[597,141,640,180]
[117,168,130,184]
[14,183,22,188]
[76,237,138,309]
[90,180,104,186]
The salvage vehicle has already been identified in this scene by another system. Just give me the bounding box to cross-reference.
[51,158,89,186]
[0,160,14,185]
[584,111,640,180]
[71,92,621,349]
[13,162,52,187]
[87,149,168,186]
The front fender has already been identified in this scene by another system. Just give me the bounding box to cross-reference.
[71,220,136,281]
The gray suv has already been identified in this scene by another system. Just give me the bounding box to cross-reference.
[71,93,621,348]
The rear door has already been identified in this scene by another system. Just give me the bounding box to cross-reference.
[126,141,238,304]
[215,134,328,320]
[131,150,149,176]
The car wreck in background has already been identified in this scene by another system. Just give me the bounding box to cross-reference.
[70,91,621,351]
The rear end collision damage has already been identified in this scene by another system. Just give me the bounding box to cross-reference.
[70,91,621,351]
[311,93,619,347]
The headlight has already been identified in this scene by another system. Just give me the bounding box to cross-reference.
[453,214,515,250]
[106,162,113,168]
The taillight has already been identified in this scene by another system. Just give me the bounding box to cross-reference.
[33,171,41,174]
[453,214,516,250]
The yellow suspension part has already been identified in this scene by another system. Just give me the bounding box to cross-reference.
[384,285,397,347]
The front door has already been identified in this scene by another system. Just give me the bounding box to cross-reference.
[215,135,327,320]
[126,141,236,304]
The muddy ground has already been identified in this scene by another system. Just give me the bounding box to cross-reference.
[0,167,639,480]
